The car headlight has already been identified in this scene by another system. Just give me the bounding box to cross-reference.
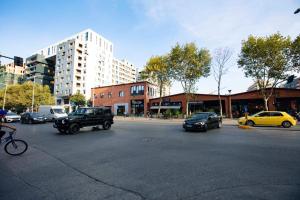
[33,118,37,120]
[195,121,205,125]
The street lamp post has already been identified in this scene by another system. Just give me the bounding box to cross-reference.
[3,83,8,110]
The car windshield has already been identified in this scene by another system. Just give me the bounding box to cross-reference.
[7,112,17,116]
[73,108,93,115]
[53,109,65,114]
[30,113,41,117]
[190,113,209,120]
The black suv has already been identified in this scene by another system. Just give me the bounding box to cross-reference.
[53,107,114,134]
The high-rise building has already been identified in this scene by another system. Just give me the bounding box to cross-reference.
[112,58,137,85]
[27,29,137,105]
[0,62,26,88]
[26,54,55,93]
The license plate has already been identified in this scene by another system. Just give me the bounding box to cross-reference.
[186,124,192,128]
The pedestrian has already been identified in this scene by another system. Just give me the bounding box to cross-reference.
[0,110,17,139]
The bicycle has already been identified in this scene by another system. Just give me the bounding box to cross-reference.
[1,130,28,156]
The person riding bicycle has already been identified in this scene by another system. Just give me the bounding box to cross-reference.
[0,110,17,139]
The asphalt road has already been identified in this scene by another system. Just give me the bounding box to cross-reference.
[1,120,300,200]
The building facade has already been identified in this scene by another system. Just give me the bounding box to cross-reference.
[0,62,26,88]
[26,54,55,93]
[137,71,171,97]
[92,81,158,116]
[112,58,137,85]
[149,88,300,118]
[27,29,137,105]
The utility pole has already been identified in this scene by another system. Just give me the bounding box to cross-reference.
[3,82,8,110]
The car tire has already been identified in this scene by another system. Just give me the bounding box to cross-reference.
[103,121,111,130]
[203,124,208,132]
[68,124,80,134]
[29,119,33,124]
[246,120,255,126]
[282,121,292,128]
[58,128,67,134]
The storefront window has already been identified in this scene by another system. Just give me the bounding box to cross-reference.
[131,100,144,116]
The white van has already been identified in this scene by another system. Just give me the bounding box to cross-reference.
[38,105,68,121]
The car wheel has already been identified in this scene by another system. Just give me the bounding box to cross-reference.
[68,124,80,134]
[246,120,255,126]
[103,121,111,130]
[282,121,292,128]
[29,119,33,124]
[58,128,67,134]
[203,124,208,132]
[4,118,7,123]
[21,119,24,124]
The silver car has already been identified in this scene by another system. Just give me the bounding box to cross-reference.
[3,112,21,123]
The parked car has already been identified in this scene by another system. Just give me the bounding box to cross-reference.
[238,111,297,128]
[53,107,114,134]
[20,112,47,124]
[2,112,21,123]
[38,105,68,121]
[183,112,222,132]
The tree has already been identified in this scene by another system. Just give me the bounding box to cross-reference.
[169,42,211,116]
[238,33,293,111]
[212,47,232,117]
[141,55,171,117]
[291,35,300,70]
[0,81,54,112]
[69,92,86,106]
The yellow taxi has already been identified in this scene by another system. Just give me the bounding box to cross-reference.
[238,111,297,128]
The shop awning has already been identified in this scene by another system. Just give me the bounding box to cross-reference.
[150,106,181,110]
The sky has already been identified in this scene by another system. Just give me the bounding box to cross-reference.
[0,0,299,95]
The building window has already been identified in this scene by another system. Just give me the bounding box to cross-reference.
[131,85,144,96]
[85,32,88,41]
[108,92,112,98]
[100,93,105,98]
[119,91,124,97]
[48,48,50,55]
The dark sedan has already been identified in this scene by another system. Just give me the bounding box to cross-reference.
[183,112,222,132]
[20,112,47,124]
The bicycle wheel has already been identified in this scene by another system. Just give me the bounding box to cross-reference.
[4,139,28,156]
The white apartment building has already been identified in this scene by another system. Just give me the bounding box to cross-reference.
[33,29,137,105]
[112,58,137,85]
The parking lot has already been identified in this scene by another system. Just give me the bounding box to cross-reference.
[1,120,300,200]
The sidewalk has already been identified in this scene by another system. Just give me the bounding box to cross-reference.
[114,116,300,131]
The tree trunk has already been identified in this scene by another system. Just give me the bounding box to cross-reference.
[217,83,222,118]
[157,84,163,118]
[218,95,222,118]
[264,98,268,111]
[186,94,190,117]
[157,97,162,118]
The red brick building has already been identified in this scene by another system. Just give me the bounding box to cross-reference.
[92,82,300,117]
[92,81,157,116]
[149,88,300,118]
